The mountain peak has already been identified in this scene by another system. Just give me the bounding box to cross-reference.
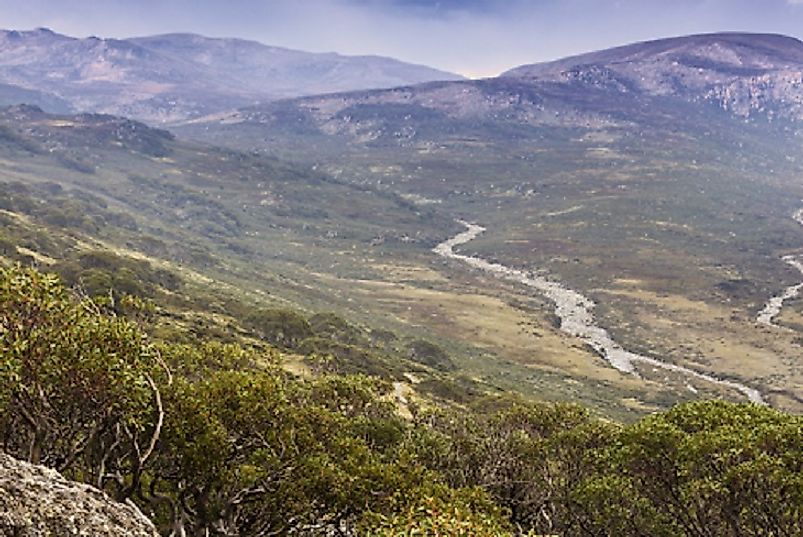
[504,32,803,79]
[496,32,803,121]
[1,27,69,41]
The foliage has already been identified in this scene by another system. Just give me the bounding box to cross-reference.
[308,312,366,345]
[0,265,160,498]
[407,339,454,371]
[409,396,617,535]
[1,266,801,537]
[361,487,514,536]
[245,307,313,348]
[572,400,803,536]
[54,250,181,299]
[299,336,403,378]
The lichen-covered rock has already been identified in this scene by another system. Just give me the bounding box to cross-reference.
[0,453,158,536]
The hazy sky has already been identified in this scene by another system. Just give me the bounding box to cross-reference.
[5,0,803,77]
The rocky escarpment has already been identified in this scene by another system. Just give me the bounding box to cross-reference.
[0,453,158,536]
[504,33,803,122]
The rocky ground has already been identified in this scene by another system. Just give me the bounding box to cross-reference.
[0,453,157,537]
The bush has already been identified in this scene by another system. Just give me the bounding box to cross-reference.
[245,308,313,348]
[2,266,801,537]
[407,339,454,371]
[0,265,159,496]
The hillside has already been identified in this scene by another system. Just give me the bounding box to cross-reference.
[0,104,676,418]
[504,32,803,121]
[0,263,800,536]
[1,33,801,418]
[0,104,458,305]
[177,33,803,413]
[1,29,802,536]
[0,28,462,123]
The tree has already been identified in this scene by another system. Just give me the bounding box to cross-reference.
[408,396,616,535]
[572,400,803,536]
[144,350,429,536]
[361,487,514,537]
[245,308,312,349]
[0,265,162,499]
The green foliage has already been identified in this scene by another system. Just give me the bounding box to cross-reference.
[416,377,480,404]
[299,336,403,378]
[361,487,514,536]
[53,250,181,299]
[1,266,801,537]
[0,265,159,494]
[309,312,366,345]
[148,365,435,535]
[407,339,455,371]
[409,396,616,535]
[0,182,139,235]
[0,234,15,257]
[573,400,803,536]
[158,340,271,379]
[245,307,313,348]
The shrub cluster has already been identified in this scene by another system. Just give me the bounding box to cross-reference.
[1,265,800,536]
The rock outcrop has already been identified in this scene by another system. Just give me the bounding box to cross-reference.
[0,453,158,536]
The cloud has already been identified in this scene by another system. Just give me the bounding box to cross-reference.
[350,0,508,14]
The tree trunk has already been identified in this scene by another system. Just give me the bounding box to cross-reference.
[28,425,45,465]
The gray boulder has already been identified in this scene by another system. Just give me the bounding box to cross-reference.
[0,453,158,536]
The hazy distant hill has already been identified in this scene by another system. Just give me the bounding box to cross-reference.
[0,28,462,123]
[187,32,803,147]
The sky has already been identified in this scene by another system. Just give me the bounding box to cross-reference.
[4,0,803,77]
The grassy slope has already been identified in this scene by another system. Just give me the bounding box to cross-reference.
[3,98,802,416]
[176,93,803,413]
[0,107,665,421]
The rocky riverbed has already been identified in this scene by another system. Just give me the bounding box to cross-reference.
[757,209,803,328]
[434,222,765,404]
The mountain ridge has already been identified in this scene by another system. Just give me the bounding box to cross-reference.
[182,31,803,152]
[503,32,803,77]
[501,32,803,121]
[0,27,463,123]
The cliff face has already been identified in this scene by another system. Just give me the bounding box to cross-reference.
[0,453,158,537]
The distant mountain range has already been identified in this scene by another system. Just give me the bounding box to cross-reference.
[0,28,463,123]
[184,32,803,149]
[5,30,803,130]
